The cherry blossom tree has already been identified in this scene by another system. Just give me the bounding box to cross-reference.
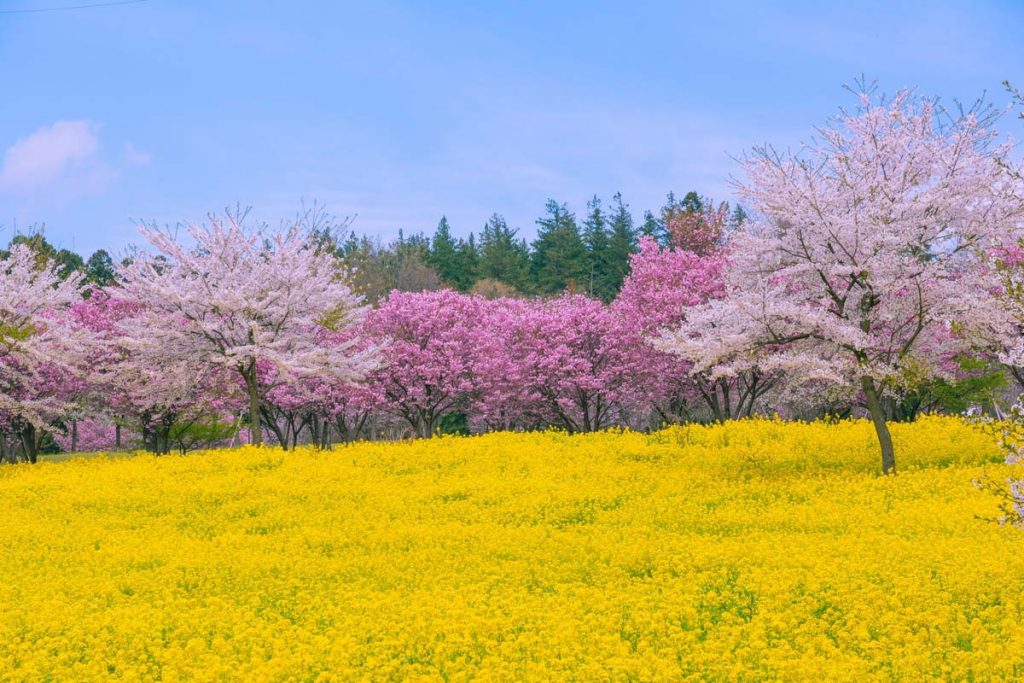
[665,202,729,257]
[69,289,237,455]
[0,244,91,462]
[118,212,379,445]
[490,294,645,433]
[611,236,776,424]
[469,297,543,431]
[366,290,496,438]
[659,88,1024,473]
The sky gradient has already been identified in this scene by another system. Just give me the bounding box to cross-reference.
[2,0,1023,257]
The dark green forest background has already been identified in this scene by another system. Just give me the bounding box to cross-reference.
[7,190,746,303]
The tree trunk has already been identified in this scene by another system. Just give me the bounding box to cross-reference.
[260,408,288,449]
[21,424,37,464]
[861,375,896,475]
[246,371,262,446]
[152,424,171,455]
[71,419,78,452]
[115,423,122,449]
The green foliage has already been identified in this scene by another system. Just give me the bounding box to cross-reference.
[478,214,531,292]
[8,231,83,279]
[85,250,117,288]
[582,196,615,301]
[169,414,240,454]
[427,217,462,288]
[531,200,588,294]
[886,357,1008,422]
[605,192,638,295]
[639,209,665,246]
[438,412,470,436]
[425,219,480,292]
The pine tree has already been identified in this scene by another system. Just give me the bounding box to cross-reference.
[729,204,748,230]
[582,195,612,300]
[605,192,637,294]
[639,209,666,245]
[531,200,588,294]
[680,190,704,214]
[478,214,531,292]
[427,217,462,288]
[453,232,479,291]
[85,249,117,287]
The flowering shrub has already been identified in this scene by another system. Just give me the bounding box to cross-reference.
[1,416,1021,680]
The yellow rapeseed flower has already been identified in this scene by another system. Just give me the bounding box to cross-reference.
[0,415,1022,681]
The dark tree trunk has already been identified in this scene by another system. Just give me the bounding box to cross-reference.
[861,375,896,475]
[20,424,37,464]
[244,366,262,446]
[71,419,78,452]
[260,407,288,449]
[115,424,122,449]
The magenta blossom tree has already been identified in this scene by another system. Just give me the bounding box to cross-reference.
[658,88,1024,473]
[496,294,645,433]
[118,213,379,445]
[366,290,496,438]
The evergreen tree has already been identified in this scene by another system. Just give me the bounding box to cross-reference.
[453,232,479,291]
[427,217,462,288]
[84,249,117,287]
[396,229,430,258]
[680,190,704,214]
[729,204,748,230]
[582,195,612,300]
[639,209,665,245]
[531,200,587,294]
[478,214,531,292]
[605,192,637,294]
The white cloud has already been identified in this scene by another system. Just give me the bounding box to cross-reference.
[0,120,101,193]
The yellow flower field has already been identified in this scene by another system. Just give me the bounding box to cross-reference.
[2,416,1023,681]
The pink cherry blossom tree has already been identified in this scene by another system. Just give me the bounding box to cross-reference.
[611,236,778,424]
[665,202,729,257]
[366,290,496,438]
[658,87,1024,473]
[469,297,544,431]
[488,294,645,433]
[118,211,379,446]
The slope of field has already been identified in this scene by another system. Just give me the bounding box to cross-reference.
[1,417,1022,681]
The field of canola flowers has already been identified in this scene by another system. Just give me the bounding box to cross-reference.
[2,416,1024,681]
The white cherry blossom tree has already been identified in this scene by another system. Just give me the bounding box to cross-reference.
[658,88,1024,473]
[118,211,379,446]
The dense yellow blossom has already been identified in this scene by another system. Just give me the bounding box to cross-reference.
[1,416,1023,681]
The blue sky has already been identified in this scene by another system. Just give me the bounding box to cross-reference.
[1,0,1023,257]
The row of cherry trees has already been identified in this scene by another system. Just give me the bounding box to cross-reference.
[3,86,1024,474]
[0,218,729,461]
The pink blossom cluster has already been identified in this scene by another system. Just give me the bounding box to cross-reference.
[51,418,140,453]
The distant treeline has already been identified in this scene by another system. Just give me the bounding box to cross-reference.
[322,191,747,303]
[9,190,746,304]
